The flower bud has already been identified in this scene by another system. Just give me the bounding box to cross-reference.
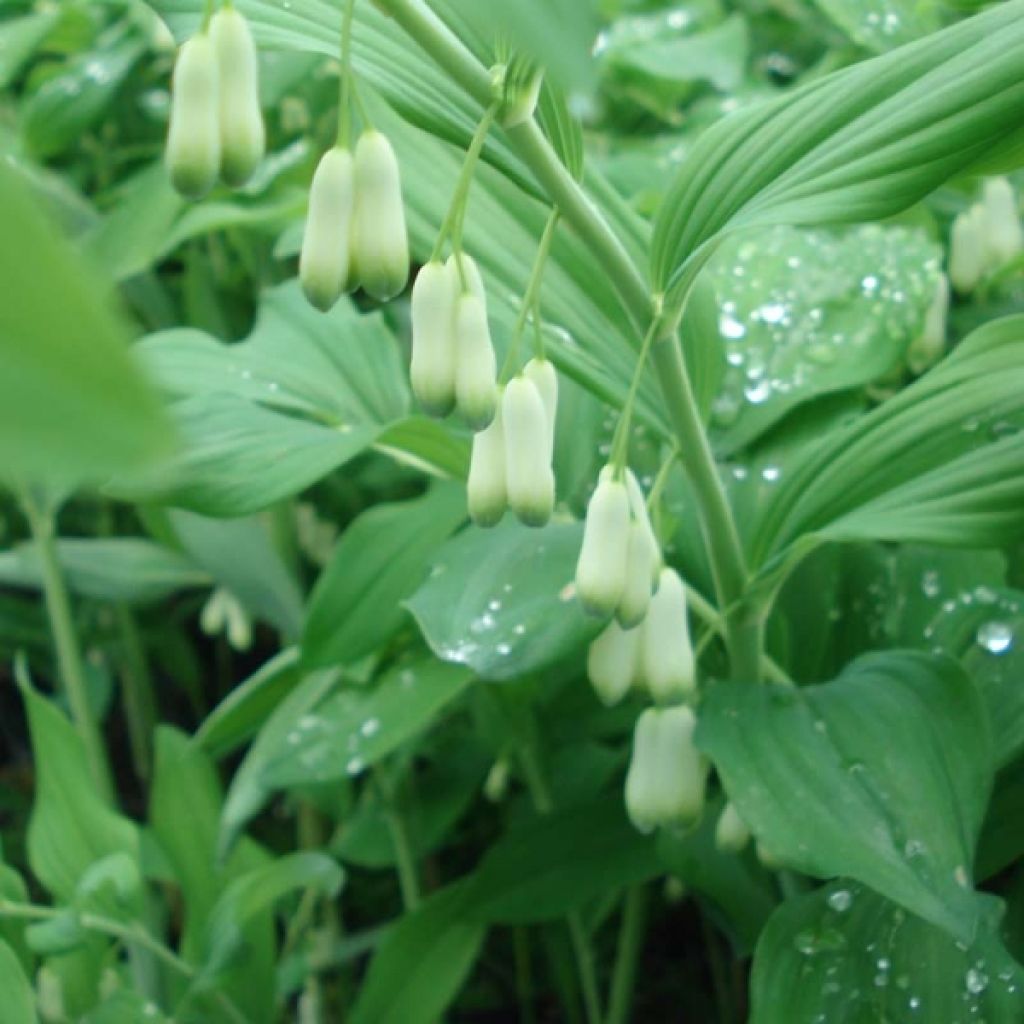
[587,618,641,706]
[617,520,657,628]
[455,293,498,429]
[756,840,784,871]
[166,34,220,198]
[906,273,949,375]
[210,7,264,187]
[523,356,558,462]
[949,205,986,295]
[982,177,1024,265]
[410,260,457,416]
[503,376,555,527]
[299,147,355,312]
[714,801,751,853]
[625,706,708,833]
[467,388,507,527]
[351,130,409,301]
[575,469,630,616]
[640,567,695,703]
[625,468,661,588]
[450,251,486,304]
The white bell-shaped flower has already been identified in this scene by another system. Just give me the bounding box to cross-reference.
[467,387,507,527]
[523,356,558,463]
[982,177,1024,265]
[299,147,355,312]
[714,800,751,853]
[410,260,458,416]
[166,34,220,199]
[587,618,641,707]
[455,293,498,429]
[639,567,695,703]
[575,469,630,616]
[503,376,555,527]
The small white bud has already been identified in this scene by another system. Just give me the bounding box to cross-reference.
[587,618,641,706]
[455,293,498,430]
[640,567,695,703]
[449,251,486,303]
[714,801,751,853]
[351,130,409,301]
[575,470,631,616]
[625,706,708,833]
[616,520,657,628]
[906,273,949,375]
[166,34,220,198]
[624,468,662,587]
[981,177,1024,265]
[410,260,458,416]
[467,388,507,527]
[949,204,987,295]
[503,377,555,527]
[299,147,355,312]
[210,7,264,187]
[523,356,558,463]
[483,758,510,802]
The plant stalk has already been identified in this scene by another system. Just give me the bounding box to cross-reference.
[606,885,648,1024]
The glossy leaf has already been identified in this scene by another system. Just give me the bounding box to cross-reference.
[750,881,1024,1024]
[697,651,992,941]
[407,519,601,682]
[303,484,467,669]
[349,882,485,1024]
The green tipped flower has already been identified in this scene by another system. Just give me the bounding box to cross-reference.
[587,618,641,707]
[455,293,498,430]
[714,801,751,854]
[640,567,695,703]
[503,376,555,527]
[410,260,458,416]
[523,356,558,462]
[949,205,987,295]
[210,6,264,187]
[982,177,1024,265]
[575,469,630,616]
[906,274,949,375]
[625,468,661,588]
[351,130,409,301]
[166,33,220,199]
[625,706,708,833]
[617,520,657,628]
[299,147,355,312]
[467,387,507,527]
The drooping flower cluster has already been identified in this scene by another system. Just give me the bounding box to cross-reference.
[166,6,265,198]
[300,130,409,310]
[949,177,1024,295]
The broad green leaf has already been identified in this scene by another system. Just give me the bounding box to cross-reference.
[652,2,1024,309]
[812,0,941,51]
[0,539,208,605]
[0,9,60,88]
[751,317,1024,568]
[0,160,169,483]
[978,758,1024,883]
[465,799,662,924]
[750,881,1024,1024]
[202,852,343,981]
[699,224,941,452]
[0,940,37,1024]
[349,882,485,1024]
[697,651,992,941]
[303,484,467,669]
[21,685,139,902]
[407,519,600,682]
[84,991,171,1024]
[260,658,474,788]
[195,648,302,759]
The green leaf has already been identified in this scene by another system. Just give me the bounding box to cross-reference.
[698,224,941,452]
[0,539,208,605]
[0,9,60,89]
[303,484,467,670]
[697,651,993,941]
[0,940,37,1024]
[812,0,941,51]
[260,658,474,789]
[751,317,1024,567]
[750,881,1024,1024]
[407,519,600,682]
[466,799,662,924]
[0,160,169,483]
[349,882,485,1024]
[21,685,139,902]
[202,852,343,981]
[652,2,1024,308]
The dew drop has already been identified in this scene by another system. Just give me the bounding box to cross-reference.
[827,889,852,912]
[977,621,1013,654]
[966,968,989,995]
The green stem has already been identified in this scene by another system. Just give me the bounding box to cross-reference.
[373,0,761,682]
[606,886,648,1024]
[114,603,156,782]
[514,926,536,1024]
[19,492,114,802]
[608,318,659,472]
[374,767,421,911]
[702,912,735,1024]
[336,0,356,147]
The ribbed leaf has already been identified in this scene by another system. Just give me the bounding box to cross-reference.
[652,3,1024,310]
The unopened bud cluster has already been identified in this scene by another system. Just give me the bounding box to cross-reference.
[576,464,706,832]
[949,177,1024,295]
[166,6,265,198]
[300,130,409,310]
